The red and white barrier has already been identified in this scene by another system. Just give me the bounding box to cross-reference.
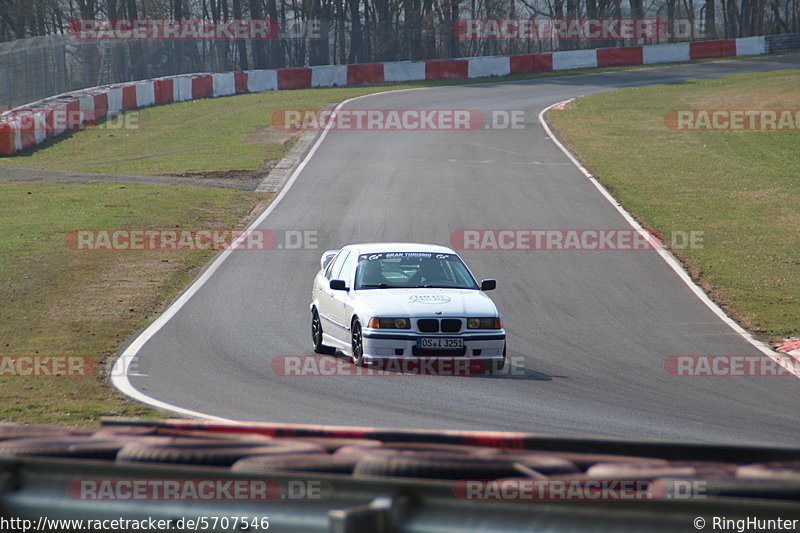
[246,69,277,92]
[277,68,312,90]
[690,39,736,59]
[78,94,95,127]
[212,73,235,97]
[212,73,237,97]
[0,122,19,155]
[153,79,173,104]
[121,85,138,110]
[735,36,766,55]
[134,81,156,108]
[191,75,214,99]
[8,117,23,153]
[311,65,347,87]
[173,76,194,102]
[106,87,124,113]
[0,36,777,156]
[643,42,690,64]
[468,56,511,78]
[91,90,109,124]
[48,100,71,136]
[552,49,598,70]
[31,109,48,144]
[425,59,470,80]
[510,53,553,74]
[234,72,248,93]
[347,64,384,85]
[597,46,643,67]
[17,113,37,151]
[384,61,426,82]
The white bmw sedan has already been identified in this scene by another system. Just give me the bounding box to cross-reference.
[310,243,506,371]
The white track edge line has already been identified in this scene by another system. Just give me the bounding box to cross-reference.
[538,100,800,379]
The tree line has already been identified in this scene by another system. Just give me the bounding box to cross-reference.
[1,0,797,69]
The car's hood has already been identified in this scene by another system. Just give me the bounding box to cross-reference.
[355,288,499,317]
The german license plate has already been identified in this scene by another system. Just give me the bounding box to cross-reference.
[418,337,463,349]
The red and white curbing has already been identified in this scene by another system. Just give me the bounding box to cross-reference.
[776,339,800,358]
[0,36,766,156]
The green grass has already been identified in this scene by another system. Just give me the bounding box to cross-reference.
[547,68,800,340]
[0,181,271,424]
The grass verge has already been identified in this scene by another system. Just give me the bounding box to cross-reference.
[547,68,800,341]
[0,181,271,424]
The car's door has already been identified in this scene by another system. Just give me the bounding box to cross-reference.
[314,252,337,306]
[317,250,349,341]
[320,250,351,342]
[330,251,359,340]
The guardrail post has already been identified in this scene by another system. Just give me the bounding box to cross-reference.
[328,496,397,533]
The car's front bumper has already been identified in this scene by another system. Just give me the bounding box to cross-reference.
[361,329,506,363]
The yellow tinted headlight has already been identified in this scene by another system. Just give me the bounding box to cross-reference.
[468,317,501,329]
[370,317,410,329]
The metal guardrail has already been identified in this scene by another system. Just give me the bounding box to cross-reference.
[0,420,798,531]
[122,418,800,463]
[765,32,800,53]
[2,456,800,532]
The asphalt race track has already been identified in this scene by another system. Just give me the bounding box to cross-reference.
[122,54,800,446]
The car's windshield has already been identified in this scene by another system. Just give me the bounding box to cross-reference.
[354,252,479,290]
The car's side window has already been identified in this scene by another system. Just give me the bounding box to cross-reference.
[328,250,351,280]
[324,253,339,279]
[339,251,358,286]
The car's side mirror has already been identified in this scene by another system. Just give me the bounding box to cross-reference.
[321,250,339,270]
[480,279,496,291]
[330,279,347,291]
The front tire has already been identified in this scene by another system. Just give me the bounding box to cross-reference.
[312,309,335,355]
[351,320,364,366]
